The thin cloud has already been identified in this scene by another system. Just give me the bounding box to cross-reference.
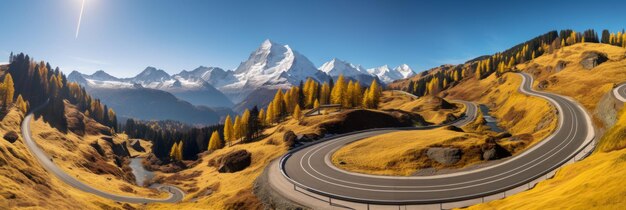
[69,56,109,66]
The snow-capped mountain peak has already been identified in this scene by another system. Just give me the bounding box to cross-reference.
[90,70,118,81]
[229,39,326,93]
[133,67,171,83]
[367,64,415,84]
[319,58,366,77]
[394,64,417,78]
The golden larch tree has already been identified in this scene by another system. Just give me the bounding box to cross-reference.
[233,116,242,141]
[223,115,233,146]
[293,104,302,120]
[208,131,222,150]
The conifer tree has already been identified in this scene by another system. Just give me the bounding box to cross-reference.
[266,101,274,124]
[368,80,381,108]
[352,82,362,107]
[272,89,285,121]
[258,108,266,127]
[233,116,242,141]
[293,104,302,120]
[176,141,183,160]
[223,115,233,146]
[15,95,27,113]
[169,142,179,160]
[331,74,345,105]
[320,82,330,105]
[362,87,372,108]
[344,80,354,108]
[208,131,222,150]
[241,109,250,138]
[3,74,15,105]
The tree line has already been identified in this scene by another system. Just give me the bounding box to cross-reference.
[6,53,117,132]
[206,75,382,153]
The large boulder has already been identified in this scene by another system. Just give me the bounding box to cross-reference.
[283,131,297,148]
[481,138,511,161]
[3,131,19,143]
[580,51,608,70]
[299,133,323,142]
[426,147,462,165]
[555,60,568,72]
[218,150,251,173]
[130,140,145,152]
[320,109,415,134]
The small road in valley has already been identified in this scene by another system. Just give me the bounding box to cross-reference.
[273,73,594,208]
[21,100,184,203]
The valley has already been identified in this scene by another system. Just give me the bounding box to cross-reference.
[1,2,626,209]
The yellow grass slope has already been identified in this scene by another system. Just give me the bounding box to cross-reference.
[467,43,626,209]
[146,114,337,209]
[445,73,557,149]
[0,108,128,209]
[379,91,466,124]
[331,73,557,176]
[468,108,626,210]
[331,128,483,176]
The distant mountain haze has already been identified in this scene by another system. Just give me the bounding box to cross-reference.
[69,39,417,117]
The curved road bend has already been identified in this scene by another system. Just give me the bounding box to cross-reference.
[279,73,594,204]
[615,83,626,102]
[21,100,184,203]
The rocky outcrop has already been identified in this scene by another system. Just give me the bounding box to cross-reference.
[283,131,297,148]
[3,131,19,143]
[443,125,464,132]
[481,138,511,161]
[555,60,568,72]
[218,150,251,173]
[299,133,323,142]
[580,51,608,70]
[537,80,549,89]
[426,147,462,165]
[320,109,417,134]
[130,140,145,152]
[65,102,111,136]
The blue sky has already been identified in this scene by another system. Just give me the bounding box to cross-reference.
[1,0,626,77]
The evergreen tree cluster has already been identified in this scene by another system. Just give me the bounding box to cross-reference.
[6,53,117,131]
[123,118,223,161]
[262,75,382,125]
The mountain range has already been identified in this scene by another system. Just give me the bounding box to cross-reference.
[68,39,417,123]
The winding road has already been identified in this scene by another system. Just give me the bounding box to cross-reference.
[276,73,595,206]
[615,83,626,102]
[21,100,184,203]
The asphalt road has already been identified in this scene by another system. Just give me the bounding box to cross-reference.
[21,100,184,203]
[614,83,626,102]
[280,73,594,204]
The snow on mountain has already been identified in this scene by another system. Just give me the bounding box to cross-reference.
[367,64,416,84]
[319,58,368,77]
[130,67,172,87]
[224,39,329,103]
[68,68,234,108]
[394,64,417,79]
[174,66,237,88]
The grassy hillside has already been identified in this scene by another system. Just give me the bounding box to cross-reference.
[445,73,557,151]
[379,92,466,124]
[466,43,626,209]
[331,73,557,176]
[332,128,484,176]
[468,109,626,209]
[0,108,131,209]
